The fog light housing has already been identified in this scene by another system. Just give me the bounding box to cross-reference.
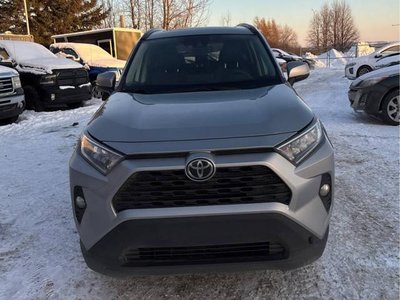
[51,94,56,101]
[75,196,86,209]
[320,184,330,197]
[73,186,86,223]
[320,174,332,212]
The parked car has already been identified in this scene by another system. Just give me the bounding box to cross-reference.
[374,52,400,70]
[0,65,25,123]
[345,42,400,79]
[50,43,126,82]
[50,43,125,99]
[0,40,91,111]
[70,24,334,276]
[276,57,287,73]
[348,65,399,125]
[272,48,315,69]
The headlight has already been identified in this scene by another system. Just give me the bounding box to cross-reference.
[276,121,323,164]
[11,76,21,89]
[346,62,356,67]
[40,74,57,85]
[356,76,387,88]
[80,133,123,175]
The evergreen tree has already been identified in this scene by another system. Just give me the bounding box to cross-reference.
[0,0,109,45]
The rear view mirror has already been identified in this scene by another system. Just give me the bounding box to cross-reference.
[287,61,310,85]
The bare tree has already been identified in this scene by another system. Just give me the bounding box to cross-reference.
[307,10,322,51]
[320,3,331,51]
[161,0,210,30]
[332,0,359,51]
[220,11,232,26]
[254,17,299,51]
[307,0,358,53]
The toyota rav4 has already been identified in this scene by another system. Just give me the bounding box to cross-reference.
[69,24,335,276]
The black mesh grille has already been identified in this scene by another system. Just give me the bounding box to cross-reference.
[121,241,287,266]
[56,69,89,86]
[112,165,291,212]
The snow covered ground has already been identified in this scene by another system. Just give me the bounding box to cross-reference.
[0,69,399,299]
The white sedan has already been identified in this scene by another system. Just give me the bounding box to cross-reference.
[345,42,400,79]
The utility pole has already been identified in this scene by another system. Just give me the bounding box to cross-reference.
[23,0,30,35]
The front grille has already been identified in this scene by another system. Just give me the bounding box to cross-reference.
[57,69,88,86]
[112,165,291,212]
[0,77,13,95]
[121,241,287,266]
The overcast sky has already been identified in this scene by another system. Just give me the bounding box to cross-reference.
[207,0,400,46]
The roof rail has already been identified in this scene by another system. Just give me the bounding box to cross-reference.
[142,28,163,40]
[236,23,258,34]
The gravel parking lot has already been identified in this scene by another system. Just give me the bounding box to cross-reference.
[0,68,399,299]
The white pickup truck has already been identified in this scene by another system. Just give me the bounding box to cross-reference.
[0,65,25,124]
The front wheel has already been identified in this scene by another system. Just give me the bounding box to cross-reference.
[357,66,371,77]
[381,90,399,126]
[23,86,44,112]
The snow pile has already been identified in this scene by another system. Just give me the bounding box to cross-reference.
[304,52,327,68]
[317,49,347,68]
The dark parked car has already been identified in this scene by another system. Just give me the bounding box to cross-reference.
[70,24,334,276]
[0,40,91,111]
[272,48,315,69]
[348,65,399,125]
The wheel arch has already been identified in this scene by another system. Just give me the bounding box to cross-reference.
[378,87,400,112]
[356,65,372,77]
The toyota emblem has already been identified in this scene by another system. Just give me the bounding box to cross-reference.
[185,158,216,182]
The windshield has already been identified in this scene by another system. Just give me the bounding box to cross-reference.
[123,34,281,94]
[2,41,56,61]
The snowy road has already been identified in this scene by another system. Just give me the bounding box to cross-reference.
[0,69,399,299]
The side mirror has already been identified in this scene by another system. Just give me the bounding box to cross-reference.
[375,54,382,58]
[287,61,310,85]
[96,71,118,100]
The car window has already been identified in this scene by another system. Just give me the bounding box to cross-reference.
[123,34,281,94]
[63,48,79,59]
[381,45,400,55]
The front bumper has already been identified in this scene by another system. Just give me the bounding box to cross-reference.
[38,83,92,105]
[348,87,385,116]
[345,65,356,80]
[0,92,25,120]
[69,137,334,275]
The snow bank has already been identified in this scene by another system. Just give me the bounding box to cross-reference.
[317,49,347,68]
[304,52,327,68]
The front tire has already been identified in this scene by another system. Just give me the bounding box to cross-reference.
[23,86,44,112]
[357,66,372,77]
[381,90,400,126]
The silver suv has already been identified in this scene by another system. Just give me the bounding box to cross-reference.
[69,24,334,276]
